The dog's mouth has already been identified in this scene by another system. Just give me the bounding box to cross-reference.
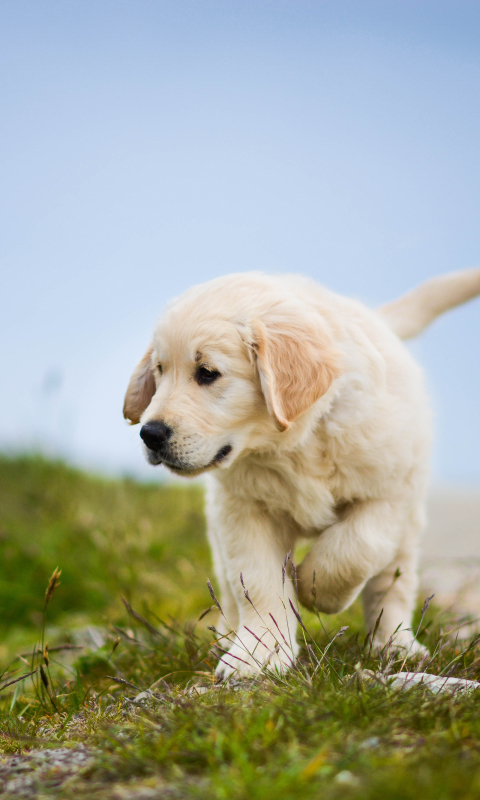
[147,444,233,476]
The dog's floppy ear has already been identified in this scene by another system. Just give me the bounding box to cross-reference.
[254,315,340,431]
[123,345,156,424]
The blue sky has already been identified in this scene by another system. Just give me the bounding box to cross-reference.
[1,1,479,482]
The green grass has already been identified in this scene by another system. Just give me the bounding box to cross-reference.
[0,453,208,645]
[1,453,480,799]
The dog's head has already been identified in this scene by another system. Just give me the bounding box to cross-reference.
[123,275,341,476]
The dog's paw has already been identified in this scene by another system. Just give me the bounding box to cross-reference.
[215,630,297,679]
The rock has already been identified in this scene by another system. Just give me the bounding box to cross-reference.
[131,690,156,705]
[335,770,360,786]
[0,746,94,798]
[355,669,480,695]
[386,671,480,694]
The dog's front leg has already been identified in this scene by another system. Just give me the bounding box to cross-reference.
[297,498,403,616]
[208,490,299,679]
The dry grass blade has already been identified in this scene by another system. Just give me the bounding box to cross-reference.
[239,573,259,613]
[207,580,223,613]
[198,605,215,621]
[367,608,384,656]
[214,648,252,668]
[112,626,143,644]
[105,675,142,691]
[244,626,270,650]
[44,567,62,606]
[121,596,160,636]
[288,599,309,633]
[269,614,289,645]
[291,561,298,595]
[282,550,291,588]
[19,644,82,658]
[0,669,38,692]
[39,665,49,689]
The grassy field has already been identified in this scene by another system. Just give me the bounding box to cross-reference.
[1,454,480,799]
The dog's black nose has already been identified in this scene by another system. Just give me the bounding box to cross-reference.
[140,421,172,451]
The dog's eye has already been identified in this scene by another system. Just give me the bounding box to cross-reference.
[157,364,163,375]
[196,366,221,386]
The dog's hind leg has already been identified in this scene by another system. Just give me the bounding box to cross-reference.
[361,505,428,655]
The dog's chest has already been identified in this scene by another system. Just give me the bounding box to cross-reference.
[224,417,388,531]
[227,450,338,530]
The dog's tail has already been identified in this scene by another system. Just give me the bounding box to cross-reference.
[378,267,480,340]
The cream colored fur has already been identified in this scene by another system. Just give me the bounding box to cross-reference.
[124,268,480,676]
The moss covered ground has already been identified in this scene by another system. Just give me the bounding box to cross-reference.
[1,454,480,799]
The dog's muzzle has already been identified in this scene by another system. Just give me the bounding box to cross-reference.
[139,422,233,473]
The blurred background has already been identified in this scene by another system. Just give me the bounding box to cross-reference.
[1,0,479,482]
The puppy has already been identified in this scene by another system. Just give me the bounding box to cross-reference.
[124,268,480,676]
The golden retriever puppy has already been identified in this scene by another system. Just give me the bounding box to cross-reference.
[124,268,480,677]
